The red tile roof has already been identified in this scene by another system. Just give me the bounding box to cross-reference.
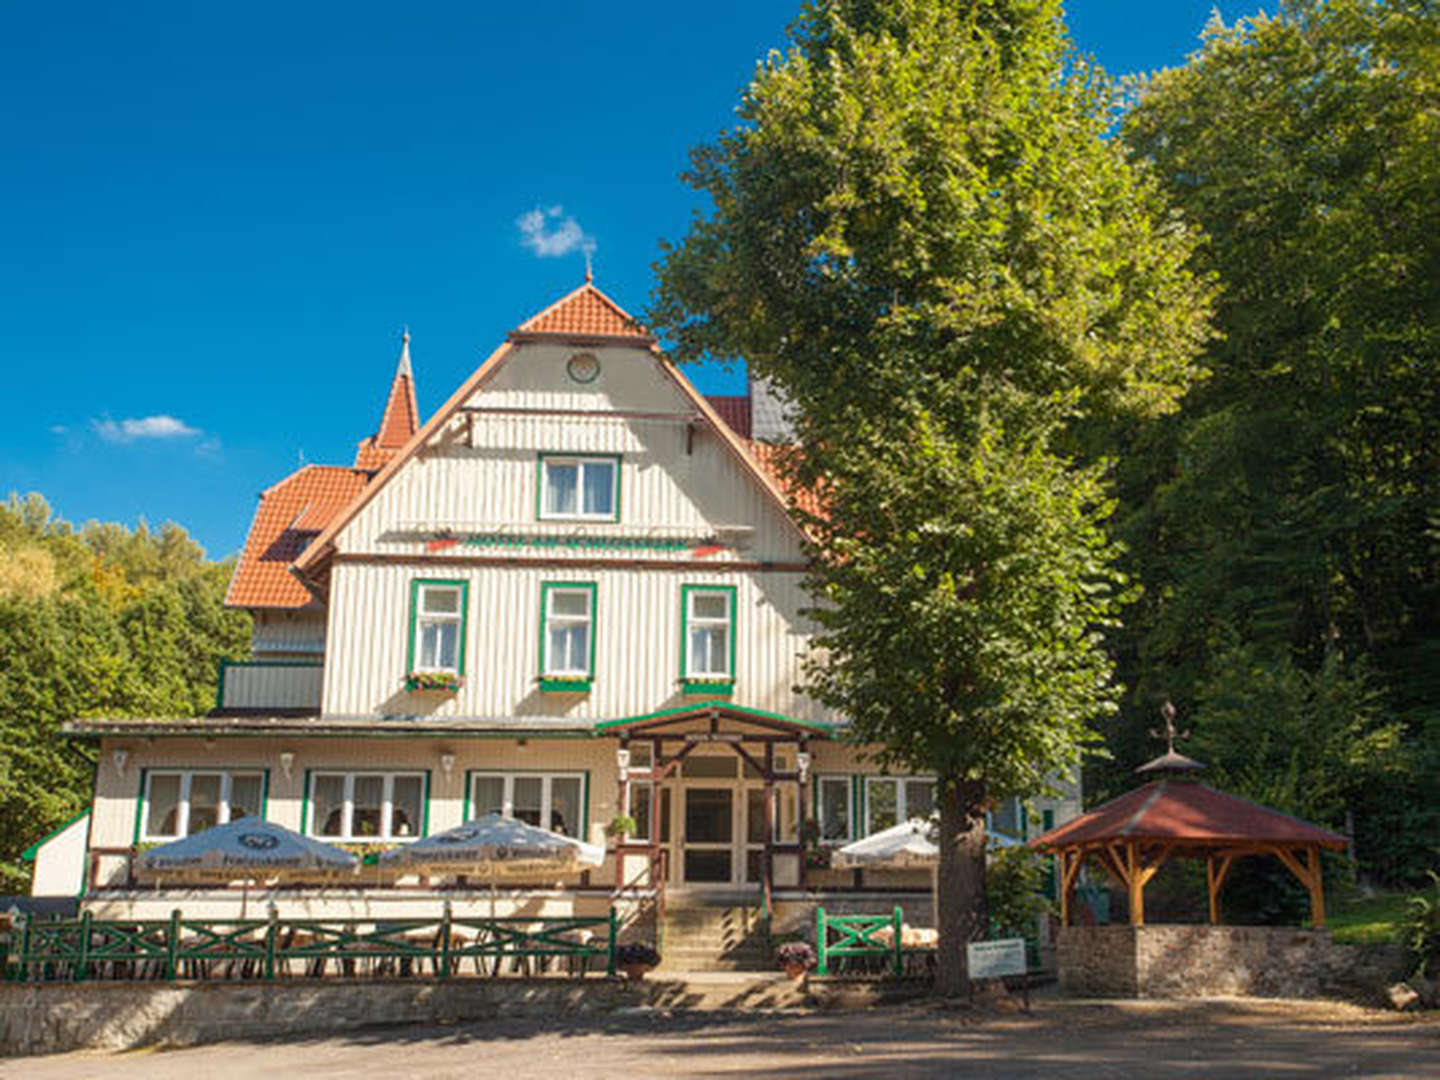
[747,440,824,520]
[706,395,753,439]
[511,281,653,342]
[226,466,371,609]
[1031,780,1347,851]
[354,335,420,469]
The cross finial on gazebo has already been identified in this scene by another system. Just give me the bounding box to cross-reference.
[1135,700,1205,777]
[1150,700,1189,756]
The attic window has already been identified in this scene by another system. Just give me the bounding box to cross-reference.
[538,454,619,522]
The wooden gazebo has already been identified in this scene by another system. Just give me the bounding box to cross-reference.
[1031,778,1347,928]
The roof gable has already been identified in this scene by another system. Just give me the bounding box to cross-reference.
[294,281,808,578]
[510,280,654,343]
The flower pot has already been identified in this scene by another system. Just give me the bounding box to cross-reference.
[783,961,808,980]
[623,962,652,982]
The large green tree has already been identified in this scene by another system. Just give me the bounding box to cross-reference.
[0,494,250,891]
[652,0,1212,992]
[1102,0,1439,886]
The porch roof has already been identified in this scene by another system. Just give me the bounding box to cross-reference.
[594,701,836,739]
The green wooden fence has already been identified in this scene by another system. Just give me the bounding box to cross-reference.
[815,905,905,976]
[4,908,619,983]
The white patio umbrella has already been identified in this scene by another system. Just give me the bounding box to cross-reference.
[136,818,360,915]
[830,818,1022,871]
[377,813,605,917]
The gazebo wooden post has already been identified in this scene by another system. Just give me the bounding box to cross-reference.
[1126,841,1145,926]
[1305,845,1326,928]
[1206,856,1220,925]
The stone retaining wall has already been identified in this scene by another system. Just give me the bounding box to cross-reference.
[0,975,804,1058]
[1058,924,1405,1002]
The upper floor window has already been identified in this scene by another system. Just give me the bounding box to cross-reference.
[309,771,426,841]
[682,585,735,679]
[142,769,264,841]
[539,454,619,521]
[409,580,467,675]
[865,776,936,833]
[541,582,595,679]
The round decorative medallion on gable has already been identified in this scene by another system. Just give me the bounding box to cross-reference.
[566,352,601,384]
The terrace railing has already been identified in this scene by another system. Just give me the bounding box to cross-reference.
[4,908,618,983]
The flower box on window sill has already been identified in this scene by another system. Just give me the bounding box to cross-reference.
[405,671,464,693]
[681,678,734,698]
[539,677,592,694]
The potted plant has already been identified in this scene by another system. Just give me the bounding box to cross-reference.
[606,814,637,840]
[800,820,829,870]
[615,942,661,981]
[776,940,816,979]
[406,671,464,692]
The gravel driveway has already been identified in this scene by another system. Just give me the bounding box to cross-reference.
[5,998,1436,1079]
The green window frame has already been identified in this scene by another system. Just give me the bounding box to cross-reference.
[536,453,622,522]
[680,584,737,685]
[539,581,597,687]
[407,578,469,676]
[863,775,937,834]
[303,769,430,841]
[464,769,590,839]
[134,767,270,843]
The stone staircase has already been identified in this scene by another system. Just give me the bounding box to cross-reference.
[657,896,772,973]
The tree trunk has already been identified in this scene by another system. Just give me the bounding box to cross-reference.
[935,775,988,998]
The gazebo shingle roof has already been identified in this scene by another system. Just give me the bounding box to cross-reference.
[1032,779,1346,851]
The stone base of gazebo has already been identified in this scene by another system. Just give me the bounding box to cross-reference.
[1058,925,1402,1000]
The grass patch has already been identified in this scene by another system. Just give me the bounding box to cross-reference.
[1327,890,1410,946]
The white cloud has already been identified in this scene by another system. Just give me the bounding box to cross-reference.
[48,424,67,435]
[92,415,202,443]
[517,205,596,259]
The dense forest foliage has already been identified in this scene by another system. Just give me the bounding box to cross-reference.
[0,494,249,890]
[1096,0,1438,894]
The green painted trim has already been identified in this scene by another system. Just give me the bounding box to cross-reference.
[133,767,148,845]
[679,584,738,682]
[680,679,733,697]
[539,581,598,680]
[216,659,228,712]
[300,768,312,835]
[464,767,592,836]
[136,766,272,843]
[302,768,432,840]
[20,810,91,862]
[407,578,469,678]
[536,452,623,523]
[594,700,835,734]
[540,678,593,693]
[224,660,324,667]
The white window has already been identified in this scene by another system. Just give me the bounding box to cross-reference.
[865,776,936,834]
[411,581,465,674]
[142,770,264,840]
[683,587,734,678]
[542,584,594,677]
[624,745,653,841]
[470,772,585,838]
[816,776,852,842]
[309,772,425,840]
[540,456,618,521]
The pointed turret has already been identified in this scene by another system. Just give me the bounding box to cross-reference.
[354,332,421,470]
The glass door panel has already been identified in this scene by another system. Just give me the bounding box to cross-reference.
[683,787,734,884]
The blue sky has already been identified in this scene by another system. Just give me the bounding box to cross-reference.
[1,1,1224,558]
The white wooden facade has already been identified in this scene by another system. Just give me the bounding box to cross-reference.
[70,283,1080,917]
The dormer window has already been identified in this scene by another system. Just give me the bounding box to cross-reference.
[539,454,619,521]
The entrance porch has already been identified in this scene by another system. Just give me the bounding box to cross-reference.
[600,703,830,913]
